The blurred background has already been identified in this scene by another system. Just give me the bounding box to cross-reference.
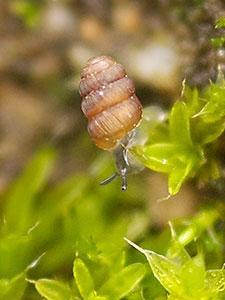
[0,1,225,298]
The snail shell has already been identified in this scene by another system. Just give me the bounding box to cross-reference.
[79,56,143,150]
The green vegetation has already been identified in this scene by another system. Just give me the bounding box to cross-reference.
[133,76,225,195]
[0,74,225,299]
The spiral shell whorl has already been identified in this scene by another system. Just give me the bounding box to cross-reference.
[79,56,142,150]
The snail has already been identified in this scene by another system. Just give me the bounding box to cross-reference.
[79,55,143,190]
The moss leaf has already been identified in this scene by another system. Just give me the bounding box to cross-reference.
[169,102,192,146]
[73,258,95,299]
[34,279,73,300]
[168,160,193,195]
[98,263,145,300]
[132,143,179,173]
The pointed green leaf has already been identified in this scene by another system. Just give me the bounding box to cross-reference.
[0,273,27,300]
[132,143,179,173]
[34,279,73,300]
[177,209,219,246]
[182,85,200,117]
[167,226,207,298]
[195,119,225,144]
[144,251,183,296]
[168,160,193,195]
[73,258,95,299]
[197,83,225,122]
[98,263,145,300]
[169,102,192,146]
[167,239,191,266]
[180,253,205,296]
[125,240,183,297]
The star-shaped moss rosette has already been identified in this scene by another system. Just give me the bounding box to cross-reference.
[125,223,225,300]
[131,75,225,195]
[132,101,205,195]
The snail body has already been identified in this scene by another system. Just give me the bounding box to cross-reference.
[79,56,143,190]
[79,56,143,150]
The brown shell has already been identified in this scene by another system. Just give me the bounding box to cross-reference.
[79,56,143,150]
